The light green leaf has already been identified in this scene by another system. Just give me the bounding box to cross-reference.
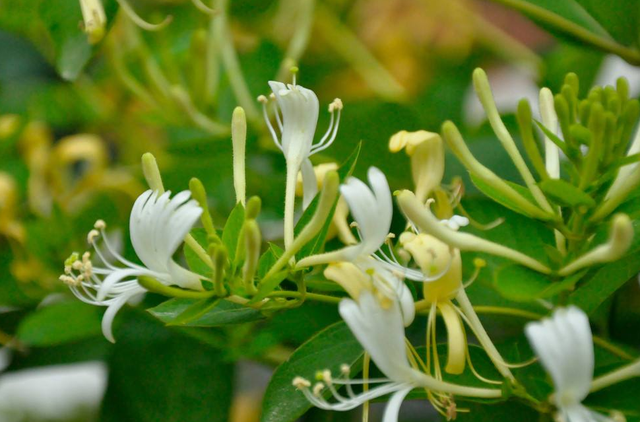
[260,321,363,422]
[494,264,553,302]
[469,173,538,218]
[148,297,264,326]
[538,179,595,208]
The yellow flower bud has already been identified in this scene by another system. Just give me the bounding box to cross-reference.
[79,0,107,45]
[389,130,444,203]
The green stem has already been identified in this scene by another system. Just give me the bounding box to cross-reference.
[488,0,640,65]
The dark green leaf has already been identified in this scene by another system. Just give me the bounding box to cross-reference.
[148,297,264,326]
[538,179,595,208]
[575,0,640,48]
[100,314,234,422]
[260,321,363,422]
[17,301,103,346]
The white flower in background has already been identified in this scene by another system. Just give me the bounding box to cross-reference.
[61,190,204,342]
[525,306,608,422]
[259,77,343,250]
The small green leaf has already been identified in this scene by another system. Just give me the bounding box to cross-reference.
[257,243,284,280]
[17,301,103,346]
[538,179,595,208]
[260,321,363,422]
[222,201,245,264]
[148,297,264,326]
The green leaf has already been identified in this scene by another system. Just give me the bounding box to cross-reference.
[294,142,361,259]
[257,243,284,280]
[100,314,234,422]
[184,228,210,277]
[575,0,640,48]
[148,297,264,326]
[493,0,611,45]
[469,173,538,218]
[17,301,103,346]
[538,179,596,208]
[222,201,245,264]
[260,321,363,422]
[168,296,221,326]
[494,264,553,302]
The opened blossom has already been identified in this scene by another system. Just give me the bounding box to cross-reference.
[259,79,343,250]
[61,189,204,342]
[525,307,608,422]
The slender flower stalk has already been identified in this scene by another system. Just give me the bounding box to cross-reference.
[60,190,204,342]
[525,307,608,422]
[259,78,342,252]
[590,359,640,393]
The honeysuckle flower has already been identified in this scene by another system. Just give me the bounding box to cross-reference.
[61,189,204,342]
[389,130,445,203]
[297,167,391,267]
[525,307,608,422]
[294,285,501,421]
[259,78,343,250]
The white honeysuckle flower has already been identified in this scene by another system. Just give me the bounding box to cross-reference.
[297,167,391,266]
[263,81,343,166]
[61,189,204,342]
[525,307,609,422]
[294,290,421,422]
[259,79,343,249]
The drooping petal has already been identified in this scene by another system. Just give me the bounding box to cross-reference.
[101,289,143,343]
[382,388,413,422]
